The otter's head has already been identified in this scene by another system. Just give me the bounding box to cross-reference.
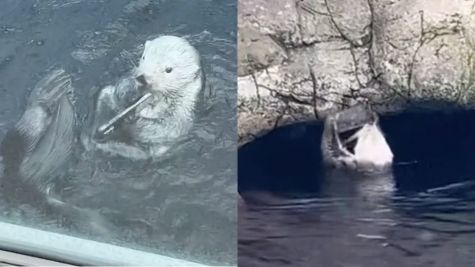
[321,105,393,173]
[135,35,202,100]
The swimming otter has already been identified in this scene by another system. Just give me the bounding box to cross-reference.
[321,105,393,174]
[86,35,204,161]
[0,69,110,233]
[320,105,395,203]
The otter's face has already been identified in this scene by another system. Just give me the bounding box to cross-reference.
[135,36,202,98]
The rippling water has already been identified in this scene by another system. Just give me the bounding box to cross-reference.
[239,110,475,267]
[0,0,236,265]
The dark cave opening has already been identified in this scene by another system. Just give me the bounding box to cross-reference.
[238,109,475,198]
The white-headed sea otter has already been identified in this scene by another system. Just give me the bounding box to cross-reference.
[85,35,204,161]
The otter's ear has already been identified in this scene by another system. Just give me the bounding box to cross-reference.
[144,40,151,49]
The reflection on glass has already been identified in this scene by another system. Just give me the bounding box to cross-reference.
[0,0,237,266]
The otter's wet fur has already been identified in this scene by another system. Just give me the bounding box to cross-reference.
[0,69,112,234]
[86,35,204,161]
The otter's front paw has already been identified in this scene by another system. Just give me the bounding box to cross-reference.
[93,130,110,143]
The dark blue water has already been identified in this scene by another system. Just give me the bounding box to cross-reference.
[0,0,237,265]
[239,110,475,267]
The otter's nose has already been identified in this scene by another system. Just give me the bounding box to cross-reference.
[135,75,147,86]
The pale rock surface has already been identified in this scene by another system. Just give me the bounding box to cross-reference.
[238,0,475,146]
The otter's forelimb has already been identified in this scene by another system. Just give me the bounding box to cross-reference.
[91,86,150,160]
[98,92,152,135]
[332,121,354,158]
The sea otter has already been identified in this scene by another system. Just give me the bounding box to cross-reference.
[321,105,393,174]
[320,105,395,202]
[85,35,204,161]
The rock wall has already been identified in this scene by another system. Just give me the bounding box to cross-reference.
[238,0,475,146]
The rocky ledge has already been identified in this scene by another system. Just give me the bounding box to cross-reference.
[238,0,475,147]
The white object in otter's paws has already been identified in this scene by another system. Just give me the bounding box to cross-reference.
[90,35,204,160]
[351,123,393,167]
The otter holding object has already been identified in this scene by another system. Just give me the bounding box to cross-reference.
[87,35,204,161]
[321,105,393,173]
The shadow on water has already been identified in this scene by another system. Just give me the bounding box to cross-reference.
[238,108,475,267]
[0,0,236,265]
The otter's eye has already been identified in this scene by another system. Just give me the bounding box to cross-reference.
[165,67,173,73]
